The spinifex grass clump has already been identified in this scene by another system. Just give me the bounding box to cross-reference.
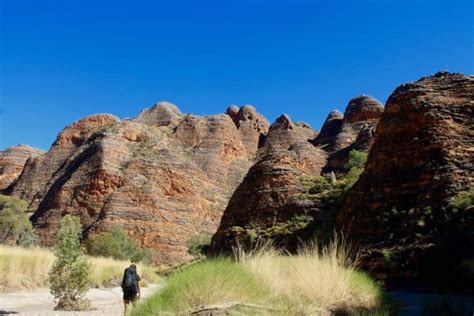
[131,257,270,315]
[132,236,382,315]
[237,237,381,314]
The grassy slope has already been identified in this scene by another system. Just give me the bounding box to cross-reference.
[0,245,160,292]
[132,241,383,315]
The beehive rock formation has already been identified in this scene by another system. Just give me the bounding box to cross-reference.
[339,71,474,279]
[211,96,384,253]
[0,145,45,191]
[316,95,384,172]
[211,115,326,252]
[2,71,472,278]
[6,103,269,265]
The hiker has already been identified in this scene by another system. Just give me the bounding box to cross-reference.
[122,264,141,315]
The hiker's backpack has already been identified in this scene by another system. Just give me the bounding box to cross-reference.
[122,268,137,293]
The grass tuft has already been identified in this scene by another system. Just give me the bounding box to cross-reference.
[132,257,269,315]
[133,238,382,315]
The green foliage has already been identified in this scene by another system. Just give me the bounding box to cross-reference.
[49,215,91,305]
[343,150,368,190]
[85,225,151,263]
[186,234,212,257]
[16,228,38,248]
[0,194,36,247]
[266,213,314,238]
[450,188,473,211]
[308,176,331,194]
[346,150,368,171]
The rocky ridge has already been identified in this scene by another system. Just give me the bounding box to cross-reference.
[2,71,471,278]
[0,145,45,191]
[4,103,269,265]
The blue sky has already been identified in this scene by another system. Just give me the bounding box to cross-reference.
[1,0,473,150]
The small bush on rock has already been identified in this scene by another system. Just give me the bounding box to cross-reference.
[187,234,212,257]
[85,225,151,263]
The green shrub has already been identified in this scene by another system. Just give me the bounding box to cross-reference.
[450,188,473,211]
[308,176,331,194]
[343,150,368,190]
[85,225,151,263]
[186,234,212,257]
[346,150,368,171]
[49,215,91,310]
[0,194,36,247]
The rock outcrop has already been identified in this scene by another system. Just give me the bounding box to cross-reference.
[339,72,474,280]
[210,95,386,253]
[211,114,326,252]
[3,71,472,283]
[0,145,45,191]
[315,96,384,172]
[7,103,269,266]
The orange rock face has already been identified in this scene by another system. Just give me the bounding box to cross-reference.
[6,103,268,266]
[0,145,45,191]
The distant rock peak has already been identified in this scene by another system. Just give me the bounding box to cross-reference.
[343,95,384,123]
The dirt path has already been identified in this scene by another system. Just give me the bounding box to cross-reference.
[0,285,159,316]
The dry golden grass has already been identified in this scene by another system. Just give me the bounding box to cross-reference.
[236,237,381,313]
[133,237,382,315]
[0,245,160,292]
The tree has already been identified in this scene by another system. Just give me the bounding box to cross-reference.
[344,150,368,189]
[49,215,91,310]
[0,194,37,247]
[345,150,368,171]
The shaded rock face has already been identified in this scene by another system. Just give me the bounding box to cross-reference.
[312,110,343,147]
[0,145,45,191]
[211,114,327,253]
[317,96,384,172]
[7,103,268,266]
[338,72,474,280]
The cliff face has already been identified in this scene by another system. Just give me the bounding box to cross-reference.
[0,145,45,191]
[7,103,269,266]
[338,72,474,280]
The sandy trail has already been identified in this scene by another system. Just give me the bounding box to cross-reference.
[0,285,159,316]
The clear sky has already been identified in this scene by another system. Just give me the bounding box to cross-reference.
[1,0,473,150]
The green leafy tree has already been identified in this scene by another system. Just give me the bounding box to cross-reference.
[49,215,91,310]
[85,225,151,263]
[0,194,37,247]
[344,150,368,189]
[345,150,368,171]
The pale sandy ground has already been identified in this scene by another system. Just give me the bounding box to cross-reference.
[0,285,159,316]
